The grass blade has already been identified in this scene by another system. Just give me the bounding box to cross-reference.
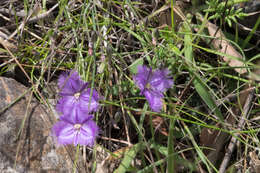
[183,21,223,121]
[114,143,144,173]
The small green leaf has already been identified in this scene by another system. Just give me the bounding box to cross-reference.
[129,58,144,74]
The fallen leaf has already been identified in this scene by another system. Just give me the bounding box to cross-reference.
[0,36,17,51]
[207,22,247,74]
[249,151,260,173]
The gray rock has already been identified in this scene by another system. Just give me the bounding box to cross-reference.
[0,77,77,172]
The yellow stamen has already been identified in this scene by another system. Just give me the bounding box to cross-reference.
[74,124,81,130]
[146,83,151,89]
[74,92,80,99]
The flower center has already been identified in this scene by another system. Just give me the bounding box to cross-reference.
[146,83,151,90]
[74,124,82,130]
[74,92,81,99]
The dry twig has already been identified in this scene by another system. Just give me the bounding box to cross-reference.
[219,89,255,173]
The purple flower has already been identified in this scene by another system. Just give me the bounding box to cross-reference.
[52,70,100,147]
[56,70,100,115]
[58,70,88,96]
[52,112,99,146]
[143,90,164,112]
[133,65,173,112]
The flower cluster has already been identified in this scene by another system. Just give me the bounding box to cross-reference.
[52,70,100,146]
[133,65,173,112]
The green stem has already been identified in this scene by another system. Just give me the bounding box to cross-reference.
[73,144,80,173]
[167,114,176,172]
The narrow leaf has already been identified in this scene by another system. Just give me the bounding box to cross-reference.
[114,143,143,173]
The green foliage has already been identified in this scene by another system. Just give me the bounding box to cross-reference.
[204,0,248,27]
